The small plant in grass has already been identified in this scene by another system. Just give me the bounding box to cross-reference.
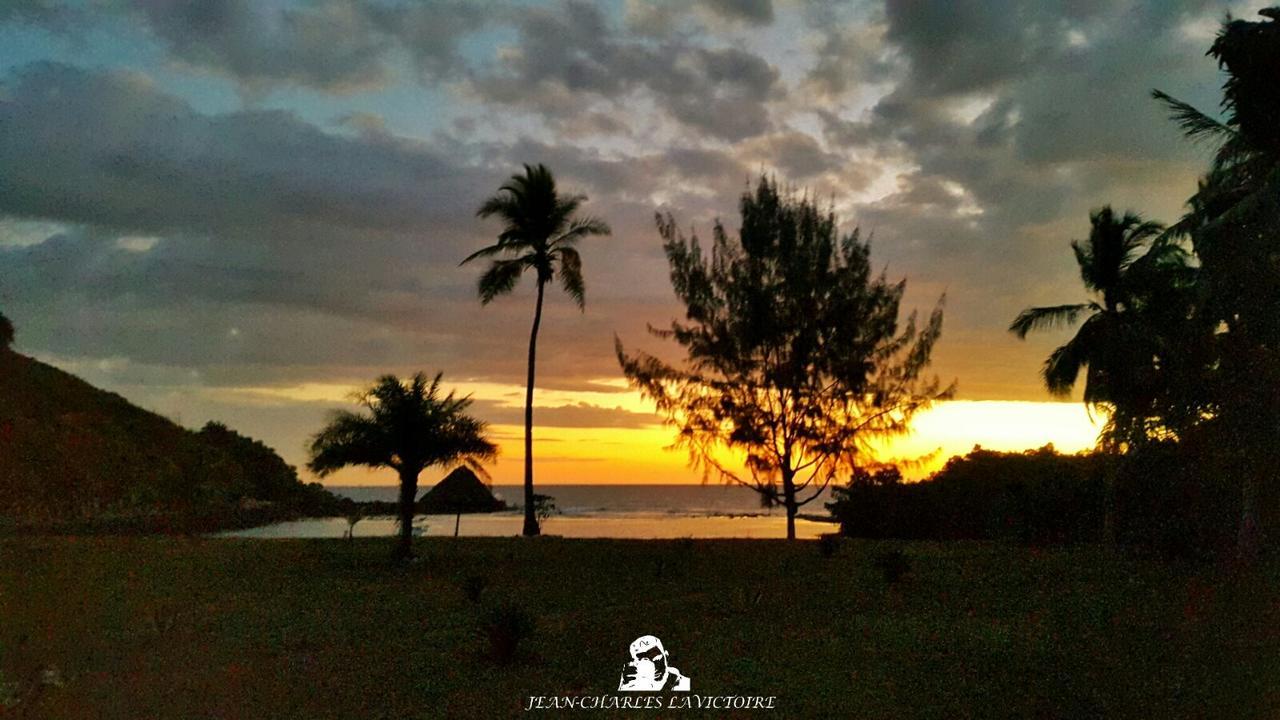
[343,508,364,541]
[874,549,911,584]
[732,586,765,613]
[461,574,489,604]
[532,494,558,528]
[818,533,842,558]
[0,670,19,709]
[480,603,536,664]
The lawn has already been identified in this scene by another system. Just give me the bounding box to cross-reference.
[2,536,1278,719]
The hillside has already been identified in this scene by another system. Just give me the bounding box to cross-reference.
[0,348,343,532]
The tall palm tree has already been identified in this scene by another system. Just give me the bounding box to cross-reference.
[1152,8,1280,556]
[1011,207,1187,544]
[308,373,497,560]
[464,163,610,536]
[1009,206,1179,447]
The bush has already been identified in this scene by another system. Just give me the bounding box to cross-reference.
[461,575,489,604]
[817,533,842,558]
[1114,439,1240,560]
[827,441,1263,560]
[873,549,910,584]
[479,603,536,664]
[827,447,1105,545]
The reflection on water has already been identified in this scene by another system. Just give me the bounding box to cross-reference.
[217,512,834,540]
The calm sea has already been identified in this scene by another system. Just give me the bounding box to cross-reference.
[221,484,839,540]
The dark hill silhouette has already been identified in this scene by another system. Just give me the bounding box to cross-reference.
[419,466,507,536]
[0,348,343,532]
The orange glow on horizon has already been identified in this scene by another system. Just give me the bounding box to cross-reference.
[280,384,1104,486]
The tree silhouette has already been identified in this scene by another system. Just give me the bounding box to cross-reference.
[1009,206,1192,449]
[1153,7,1280,554]
[618,177,952,539]
[307,373,497,560]
[464,163,610,536]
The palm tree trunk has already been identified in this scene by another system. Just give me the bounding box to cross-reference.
[396,467,419,560]
[523,280,546,537]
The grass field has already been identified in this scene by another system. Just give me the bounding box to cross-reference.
[3,536,1278,719]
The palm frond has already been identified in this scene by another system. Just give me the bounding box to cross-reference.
[556,246,585,309]
[1009,304,1093,339]
[478,258,528,304]
[1151,89,1236,145]
[470,163,605,310]
[551,215,611,248]
[308,373,497,478]
[308,411,391,475]
[1071,239,1097,290]
[460,242,509,266]
[1043,335,1088,397]
[476,193,522,221]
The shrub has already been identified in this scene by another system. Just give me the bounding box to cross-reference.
[817,533,842,558]
[827,447,1105,545]
[479,603,536,664]
[1114,439,1240,560]
[531,494,558,527]
[461,574,489,604]
[874,549,911,584]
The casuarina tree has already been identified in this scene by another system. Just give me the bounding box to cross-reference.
[308,373,497,560]
[464,163,610,536]
[617,177,953,540]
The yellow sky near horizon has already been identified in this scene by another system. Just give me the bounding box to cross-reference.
[224,380,1103,486]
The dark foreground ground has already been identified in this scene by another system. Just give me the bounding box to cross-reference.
[2,536,1278,719]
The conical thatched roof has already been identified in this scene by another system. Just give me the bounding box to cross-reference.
[417,467,506,514]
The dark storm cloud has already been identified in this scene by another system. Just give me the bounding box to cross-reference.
[745,131,844,180]
[0,0,1256,412]
[0,61,697,395]
[852,0,1223,256]
[469,399,661,429]
[360,1,489,80]
[0,62,486,240]
[805,0,1243,400]
[29,1,783,140]
[0,0,87,32]
[803,24,892,101]
[699,0,774,25]
[465,1,781,141]
[21,1,489,95]
[132,0,392,94]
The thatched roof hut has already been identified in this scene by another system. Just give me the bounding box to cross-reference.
[417,467,506,535]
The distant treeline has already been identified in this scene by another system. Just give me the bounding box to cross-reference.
[827,444,1256,559]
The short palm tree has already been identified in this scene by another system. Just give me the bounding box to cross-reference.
[308,373,497,560]
[464,163,610,536]
[1009,206,1179,447]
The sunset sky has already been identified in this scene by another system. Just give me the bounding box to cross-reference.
[0,0,1259,485]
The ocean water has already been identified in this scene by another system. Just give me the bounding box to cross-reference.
[221,484,840,540]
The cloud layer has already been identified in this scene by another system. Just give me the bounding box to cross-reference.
[0,0,1258,474]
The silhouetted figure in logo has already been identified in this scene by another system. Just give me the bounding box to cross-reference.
[618,635,690,691]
